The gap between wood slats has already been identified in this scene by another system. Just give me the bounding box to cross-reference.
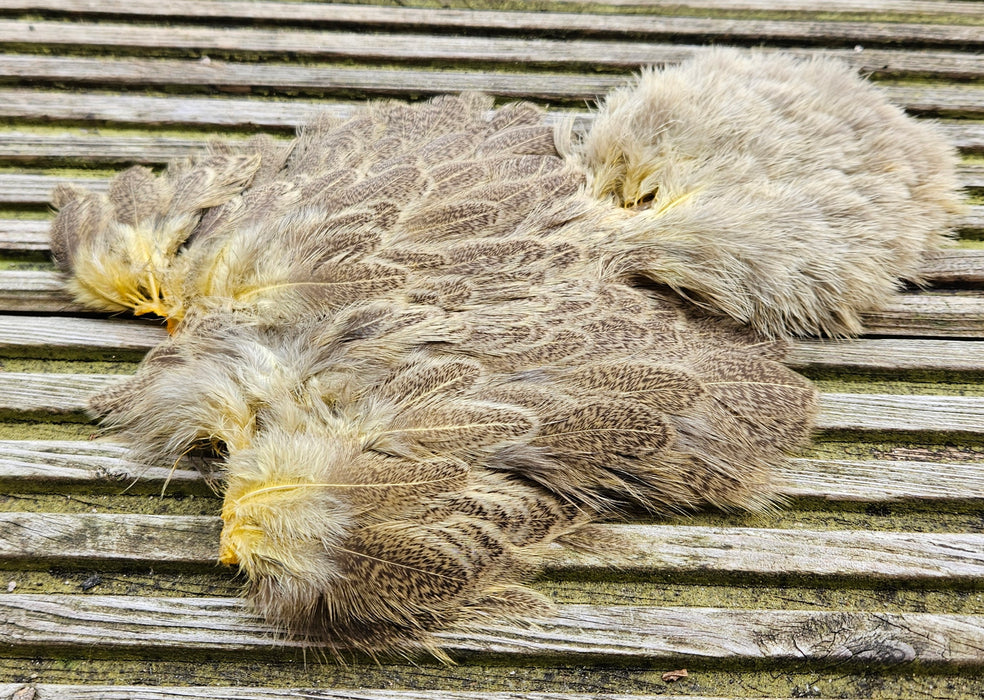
[0,689,788,700]
[2,512,982,583]
[3,440,982,502]
[3,372,984,433]
[2,21,984,80]
[1,594,982,664]
[3,275,982,337]
[3,1,983,46]
[1,56,983,112]
[7,316,984,373]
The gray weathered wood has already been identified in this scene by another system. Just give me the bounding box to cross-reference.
[10,0,984,20]
[5,278,983,337]
[4,511,983,583]
[0,372,120,415]
[0,440,205,494]
[5,372,984,433]
[0,315,166,353]
[3,55,984,112]
[1,594,981,663]
[9,168,984,207]
[9,316,984,373]
[0,688,782,700]
[785,338,984,372]
[5,1,984,45]
[0,512,220,566]
[4,20,984,80]
[4,440,982,502]
[780,457,984,501]
[817,393,984,433]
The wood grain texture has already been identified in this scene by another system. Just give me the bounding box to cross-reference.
[4,440,983,502]
[0,689,784,700]
[8,316,984,373]
[9,0,984,20]
[7,283,983,337]
[4,372,984,433]
[1,594,981,664]
[1,55,983,112]
[817,393,984,433]
[4,1,984,45]
[0,440,205,494]
[13,169,984,208]
[3,20,984,79]
[4,511,983,583]
[0,372,120,415]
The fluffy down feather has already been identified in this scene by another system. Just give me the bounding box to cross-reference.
[50,48,961,657]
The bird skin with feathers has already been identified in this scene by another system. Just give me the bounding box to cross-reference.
[48,49,962,658]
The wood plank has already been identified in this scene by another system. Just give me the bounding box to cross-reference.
[0,372,120,415]
[4,440,982,502]
[4,1,983,46]
[3,209,983,254]
[5,273,983,336]
[5,372,984,434]
[5,164,982,206]
[0,315,166,353]
[780,457,984,501]
[10,0,984,21]
[2,594,982,664]
[786,338,984,372]
[9,316,984,374]
[0,512,219,566]
[0,440,205,494]
[817,392,984,433]
[4,511,983,583]
[0,689,783,700]
[3,20,984,80]
[860,295,984,338]
[1,55,983,113]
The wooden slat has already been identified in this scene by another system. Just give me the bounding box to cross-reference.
[5,165,982,206]
[3,210,983,254]
[1,55,983,113]
[9,0,984,21]
[0,315,166,353]
[4,440,982,502]
[4,511,983,583]
[780,457,984,501]
[817,392,984,433]
[8,316,984,374]
[4,1,984,46]
[0,440,204,494]
[0,512,219,565]
[0,689,777,700]
[786,338,984,372]
[2,121,981,168]
[4,372,984,434]
[3,20,984,80]
[5,273,983,336]
[0,372,119,415]
[859,295,984,338]
[2,594,982,664]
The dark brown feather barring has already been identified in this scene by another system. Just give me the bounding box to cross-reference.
[49,49,963,658]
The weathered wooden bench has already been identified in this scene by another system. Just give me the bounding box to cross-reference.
[1,1,983,698]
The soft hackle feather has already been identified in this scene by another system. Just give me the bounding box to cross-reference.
[49,48,962,657]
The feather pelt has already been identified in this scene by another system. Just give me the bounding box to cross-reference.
[49,48,962,658]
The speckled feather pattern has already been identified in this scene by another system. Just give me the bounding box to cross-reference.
[49,49,961,657]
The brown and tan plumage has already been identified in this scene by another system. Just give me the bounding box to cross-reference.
[49,49,962,657]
